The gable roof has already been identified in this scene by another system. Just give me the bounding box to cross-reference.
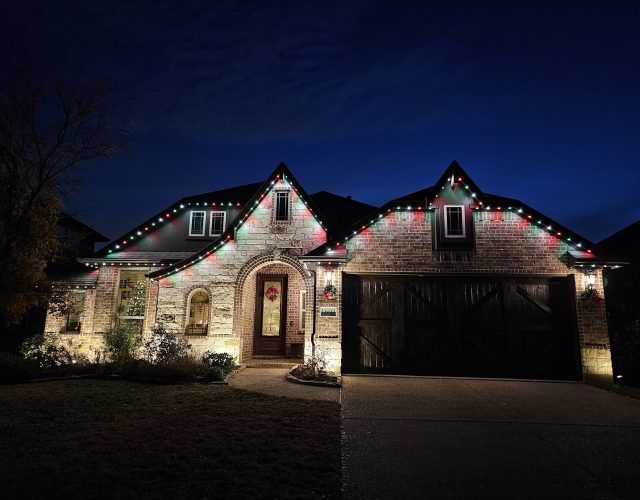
[58,213,109,242]
[147,162,331,280]
[596,220,640,264]
[180,182,264,206]
[94,181,266,258]
[304,160,604,262]
[310,191,376,237]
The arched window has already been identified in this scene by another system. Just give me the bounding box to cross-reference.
[186,290,209,335]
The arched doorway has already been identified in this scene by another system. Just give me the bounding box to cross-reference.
[234,253,314,361]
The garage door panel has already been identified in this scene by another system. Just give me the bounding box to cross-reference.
[343,274,581,380]
[357,320,392,372]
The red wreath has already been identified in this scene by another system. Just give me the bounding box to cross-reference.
[265,286,279,302]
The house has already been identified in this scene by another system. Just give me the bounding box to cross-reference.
[45,161,618,379]
[0,214,108,352]
[596,221,640,384]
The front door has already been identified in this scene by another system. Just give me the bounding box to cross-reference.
[253,274,288,356]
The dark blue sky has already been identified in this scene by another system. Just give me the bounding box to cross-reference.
[2,0,639,243]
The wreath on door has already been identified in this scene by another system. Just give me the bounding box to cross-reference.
[265,286,279,302]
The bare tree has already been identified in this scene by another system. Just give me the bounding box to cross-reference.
[0,80,125,323]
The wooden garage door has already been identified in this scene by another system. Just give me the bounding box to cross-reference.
[342,275,582,380]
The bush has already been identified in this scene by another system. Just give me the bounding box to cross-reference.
[144,324,191,363]
[117,357,206,383]
[20,334,73,369]
[203,366,225,383]
[0,352,38,382]
[202,351,236,376]
[105,326,143,363]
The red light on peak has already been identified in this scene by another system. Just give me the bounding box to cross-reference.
[361,225,366,229]
[165,213,170,217]
[498,207,502,210]
[557,232,561,236]
[587,249,592,253]
[236,203,241,207]
[527,215,532,219]
[458,177,462,181]
[336,242,341,246]
[144,227,149,231]
[122,240,127,244]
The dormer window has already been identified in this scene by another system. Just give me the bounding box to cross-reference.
[444,205,465,237]
[274,190,290,222]
[189,210,206,236]
[209,211,226,236]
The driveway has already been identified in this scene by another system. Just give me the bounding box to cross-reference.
[341,376,640,499]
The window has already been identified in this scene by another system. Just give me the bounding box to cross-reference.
[209,211,226,236]
[186,290,209,335]
[189,210,206,236]
[65,291,85,332]
[299,290,307,332]
[116,271,147,334]
[274,191,290,222]
[444,205,465,237]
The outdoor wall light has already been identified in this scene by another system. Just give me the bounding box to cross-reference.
[326,268,334,286]
[586,272,596,287]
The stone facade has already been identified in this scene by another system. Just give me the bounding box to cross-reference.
[44,165,613,378]
[328,208,611,375]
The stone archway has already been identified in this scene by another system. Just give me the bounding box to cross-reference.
[233,251,315,361]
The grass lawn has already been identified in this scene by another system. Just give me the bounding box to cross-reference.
[0,380,341,499]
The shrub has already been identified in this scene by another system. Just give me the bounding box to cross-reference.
[144,324,191,363]
[202,351,236,376]
[105,326,142,363]
[117,356,206,383]
[0,352,38,382]
[20,334,73,369]
[203,366,225,383]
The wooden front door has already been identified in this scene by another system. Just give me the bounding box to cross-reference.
[253,274,288,356]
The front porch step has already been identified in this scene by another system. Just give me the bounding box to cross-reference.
[245,357,303,369]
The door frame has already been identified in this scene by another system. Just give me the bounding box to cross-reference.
[253,274,288,356]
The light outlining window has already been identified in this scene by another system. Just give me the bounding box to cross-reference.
[274,190,290,222]
[189,210,206,236]
[186,290,210,335]
[444,205,465,238]
[209,211,226,236]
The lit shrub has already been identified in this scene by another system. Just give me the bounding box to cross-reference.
[20,334,73,369]
[104,326,142,363]
[202,351,236,376]
[144,323,191,363]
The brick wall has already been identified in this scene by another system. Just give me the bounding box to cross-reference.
[322,208,611,376]
[153,178,324,361]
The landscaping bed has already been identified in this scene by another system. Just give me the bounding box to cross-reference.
[0,379,341,499]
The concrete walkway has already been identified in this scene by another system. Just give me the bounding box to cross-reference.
[341,376,640,499]
[228,367,340,402]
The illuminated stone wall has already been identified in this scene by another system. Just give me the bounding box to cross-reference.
[332,208,611,376]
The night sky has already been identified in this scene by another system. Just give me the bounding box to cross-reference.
[2,1,639,244]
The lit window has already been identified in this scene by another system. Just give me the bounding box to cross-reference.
[186,290,209,335]
[300,290,307,332]
[116,271,146,334]
[209,211,226,236]
[65,292,85,332]
[275,191,290,222]
[444,205,465,237]
[189,210,206,236]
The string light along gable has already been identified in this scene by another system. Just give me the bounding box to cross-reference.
[317,164,597,258]
[147,163,329,281]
